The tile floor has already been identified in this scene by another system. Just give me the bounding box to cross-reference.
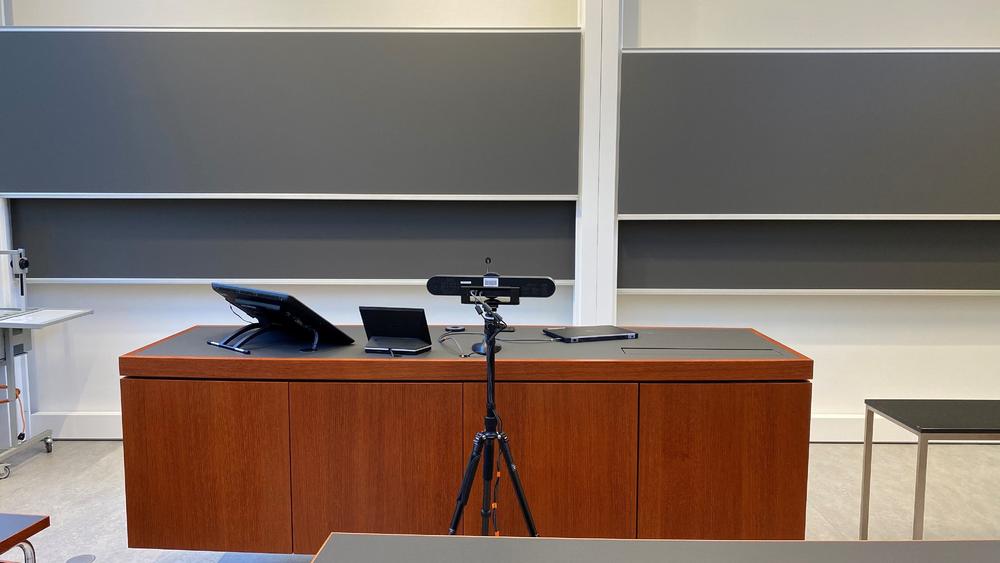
[1,441,998,561]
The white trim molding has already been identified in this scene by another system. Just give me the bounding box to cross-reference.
[623,48,1000,54]
[811,413,1000,443]
[618,288,1000,297]
[811,413,913,443]
[28,278,577,286]
[618,214,1000,221]
[32,411,995,443]
[0,27,582,33]
[0,0,11,26]
[31,412,122,440]
[2,192,579,201]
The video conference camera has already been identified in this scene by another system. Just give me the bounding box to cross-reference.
[426,273,556,306]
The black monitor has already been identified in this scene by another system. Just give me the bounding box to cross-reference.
[208,283,353,354]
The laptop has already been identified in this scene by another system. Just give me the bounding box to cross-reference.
[360,306,433,355]
[542,325,638,343]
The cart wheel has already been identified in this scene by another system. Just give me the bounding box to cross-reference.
[44,437,53,453]
[0,464,10,479]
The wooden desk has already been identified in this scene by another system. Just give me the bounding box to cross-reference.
[120,325,812,554]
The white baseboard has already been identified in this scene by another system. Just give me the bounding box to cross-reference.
[21,411,978,443]
[30,411,122,440]
[811,413,916,443]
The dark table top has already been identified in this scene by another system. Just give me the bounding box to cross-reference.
[866,399,1000,434]
[131,325,804,361]
[121,325,811,382]
[313,533,1000,563]
[0,513,48,553]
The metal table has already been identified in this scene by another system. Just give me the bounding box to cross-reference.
[0,308,92,478]
[859,399,1000,540]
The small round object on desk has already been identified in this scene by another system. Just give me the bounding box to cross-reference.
[0,464,10,479]
[445,326,465,333]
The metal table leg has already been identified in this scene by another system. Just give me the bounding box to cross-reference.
[913,434,929,540]
[859,406,874,539]
[17,540,35,563]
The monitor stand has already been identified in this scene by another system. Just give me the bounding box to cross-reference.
[207,323,319,354]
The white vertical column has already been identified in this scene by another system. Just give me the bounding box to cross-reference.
[0,200,12,309]
[0,0,13,308]
[0,0,12,26]
[574,0,622,325]
[0,0,13,307]
[0,0,16,447]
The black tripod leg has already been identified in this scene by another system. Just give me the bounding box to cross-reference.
[481,436,496,536]
[449,433,485,535]
[498,433,539,537]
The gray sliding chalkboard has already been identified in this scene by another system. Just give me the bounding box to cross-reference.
[11,200,575,279]
[618,52,1000,214]
[618,221,1000,289]
[0,29,579,196]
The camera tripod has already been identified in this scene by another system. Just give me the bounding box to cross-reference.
[448,297,539,537]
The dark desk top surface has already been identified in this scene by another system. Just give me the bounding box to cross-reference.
[0,513,49,553]
[120,325,811,382]
[866,399,1000,434]
[131,325,804,361]
[313,533,1000,563]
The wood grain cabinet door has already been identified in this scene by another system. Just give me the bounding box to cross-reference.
[289,382,464,553]
[463,382,639,538]
[121,378,293,553]
[638,382,811,539]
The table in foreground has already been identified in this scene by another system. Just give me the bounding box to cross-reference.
[860,399,1000,540]
[0,513,49,563]
[119,325,812,554]
[313,533,1000,563]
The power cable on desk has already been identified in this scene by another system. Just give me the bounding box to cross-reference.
[229,304,253,324]
[437,331,558,358]
[437,332,479,358]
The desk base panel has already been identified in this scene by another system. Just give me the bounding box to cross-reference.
[121,378,811,553]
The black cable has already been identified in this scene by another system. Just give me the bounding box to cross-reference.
[437,330,557,358]
[229,304,253,324]
[438,334,474,358]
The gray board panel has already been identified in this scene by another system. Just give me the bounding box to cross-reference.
[618,220,1000,289]
[11,199,575,279]
[618,52,1000,213]
[0,30,580,195]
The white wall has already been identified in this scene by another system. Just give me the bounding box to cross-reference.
[26,282,574,439]
[11,0,578,27]
[624,0,1000,48]
[12,0,1000,444]
[7,1,580,440]
[617,0,1000,442]
[619,294,1000,442]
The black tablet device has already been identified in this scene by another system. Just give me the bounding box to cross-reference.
[359,306,432,355]
[208,283,353,354]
